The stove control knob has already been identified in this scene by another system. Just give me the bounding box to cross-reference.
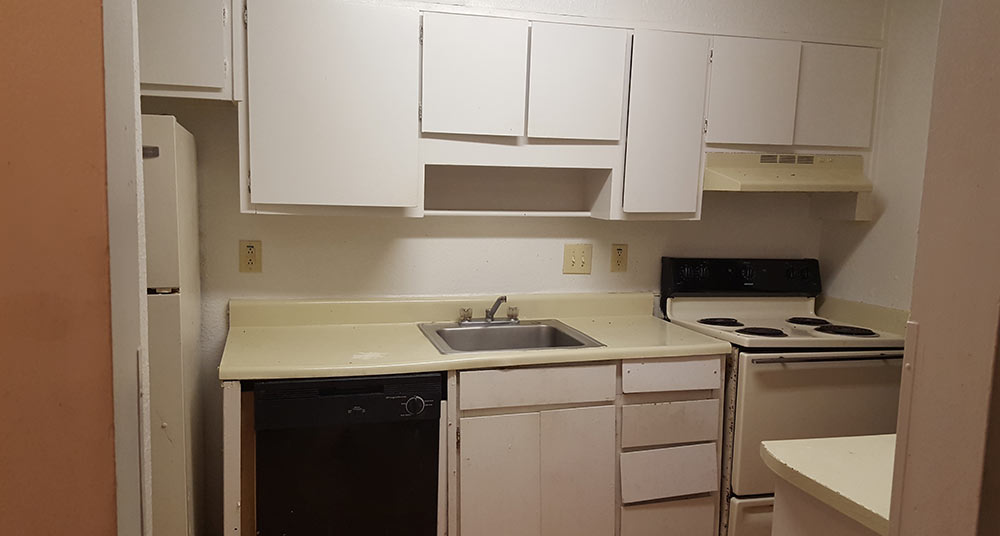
[405,396,426,416]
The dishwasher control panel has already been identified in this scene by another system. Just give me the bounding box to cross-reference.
[253,372,445,430]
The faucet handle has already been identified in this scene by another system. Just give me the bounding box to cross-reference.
[459,308,473,322]
[507,306,519,321]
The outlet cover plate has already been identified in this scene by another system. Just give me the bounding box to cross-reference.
[563,243,593,274]
[239,240,262,273]
[611,243,628,272]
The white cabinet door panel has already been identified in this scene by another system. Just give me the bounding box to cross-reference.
[247,0,420,207]
[623,30,710,213]
[527,22,629,140]
[138,0,227,89]
[794,43,879,147]
[540,406,616,536]
[706,37,801,145]
[421,13,529,136]
[460,413,541,536]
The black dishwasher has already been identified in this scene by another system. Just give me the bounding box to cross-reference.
[254,372,444,536]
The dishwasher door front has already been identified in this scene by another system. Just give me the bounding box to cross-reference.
[253,373,444,536]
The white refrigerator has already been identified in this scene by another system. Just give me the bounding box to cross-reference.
[142,114,202,535]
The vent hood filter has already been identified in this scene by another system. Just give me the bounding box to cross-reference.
[703,153,873,193]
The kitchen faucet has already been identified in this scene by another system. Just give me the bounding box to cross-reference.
[485,295,507,322]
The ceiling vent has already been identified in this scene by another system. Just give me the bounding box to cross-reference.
[778,155,797,164]
[797,155,815,165]
[759,154,779,164]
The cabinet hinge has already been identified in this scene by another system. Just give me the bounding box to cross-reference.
[704,119,709,134]
[418,104,422,121]
[709,48,714,63]
[222,5,228,25]
[247,173,251,194]
[419,24,423,45]
[456,427,460,450]
[243,5,248,27]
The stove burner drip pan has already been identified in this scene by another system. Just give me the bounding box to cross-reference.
[698,317,744,327]
[786,317,831,326]
[816,325,879,337]
[736,327,789,338]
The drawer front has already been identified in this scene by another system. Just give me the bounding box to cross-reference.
[621,399,720,448]
[621,495,717,536]
[620,443,719,503]
[622,356,721,393]
[459,364,616,410]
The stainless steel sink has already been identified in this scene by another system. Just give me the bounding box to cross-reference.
[418,319,604,354]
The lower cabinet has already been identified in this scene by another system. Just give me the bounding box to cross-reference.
[455,358,723,536]
[460,406,616,536]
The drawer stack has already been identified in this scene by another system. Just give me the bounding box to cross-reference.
[619,356,723,536]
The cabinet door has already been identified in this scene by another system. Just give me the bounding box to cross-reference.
[246,0,420,207]
[460,413,541,536]
[623,31,710,213]
[794,44,879,147]
[138,0,227,89]
[421,13,529,136]
[527,22,629,140]
[540,406,616,536]
[706,37,801,145]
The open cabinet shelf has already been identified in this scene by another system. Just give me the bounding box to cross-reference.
[423,165,611,217]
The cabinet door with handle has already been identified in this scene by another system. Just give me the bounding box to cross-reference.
[421,13,529,136]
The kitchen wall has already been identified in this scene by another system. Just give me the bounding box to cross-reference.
[142,97,823,534]
[142,1,911,532]
[0,0,118,533]
[819,0,942,311]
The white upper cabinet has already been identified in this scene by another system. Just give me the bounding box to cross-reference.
[246,0,420,207]
[794,44,880,148]
[706,36,802,145]
[623,31,711,214]
[421,13,529,136]
[527,23,630,140]
[138,0,233,99]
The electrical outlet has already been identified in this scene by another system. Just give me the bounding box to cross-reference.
[563,243,593,274]
[611,243,628,272]
[239,240,262,273]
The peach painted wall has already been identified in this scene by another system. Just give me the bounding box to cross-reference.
[0,0,118,534]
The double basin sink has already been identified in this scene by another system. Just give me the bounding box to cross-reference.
[419,319,604,354]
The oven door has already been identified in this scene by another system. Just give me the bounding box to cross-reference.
[731,350,902,497]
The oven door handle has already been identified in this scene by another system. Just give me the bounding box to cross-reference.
[751,355,904,365]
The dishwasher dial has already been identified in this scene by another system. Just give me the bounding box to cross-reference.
[404,396,426,416]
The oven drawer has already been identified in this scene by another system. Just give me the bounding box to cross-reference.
[621,399,720,448]
[620,443,718,503]
[622,356,721,393]
[728,496,774,536]
[621,495,716,536]
[459,364,616,410]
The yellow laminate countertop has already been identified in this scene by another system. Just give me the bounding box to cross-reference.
[218,293,732,380]
[761,434,896,536]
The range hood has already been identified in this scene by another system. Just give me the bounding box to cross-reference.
[703,153,873,192]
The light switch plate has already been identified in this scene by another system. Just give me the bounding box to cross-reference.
[611,243,628,272]
[563,243,593,274]
[239,240,262,273]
